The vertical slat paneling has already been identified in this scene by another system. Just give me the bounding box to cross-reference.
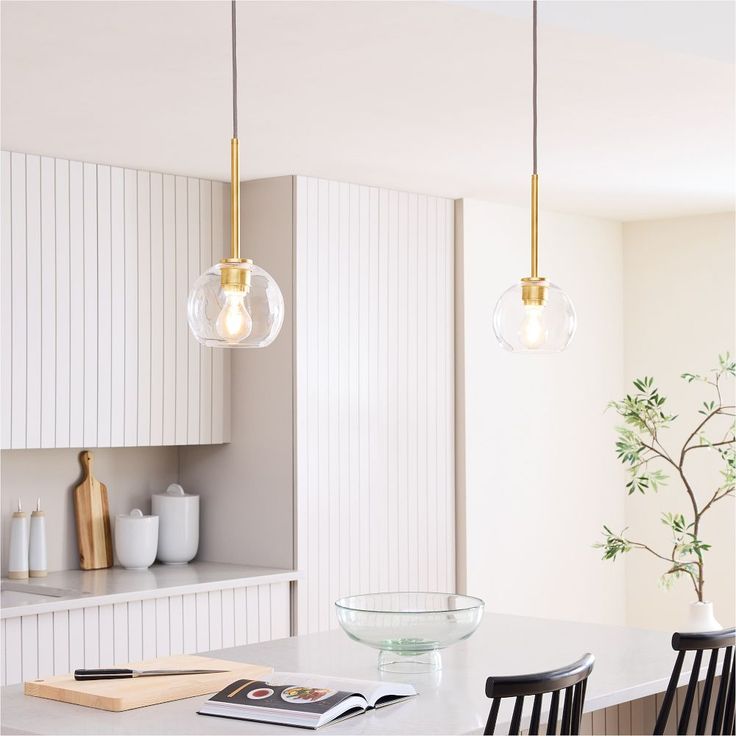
[182,593,197,654]
[98,603,114,666]
[208,590,222,651]
[141,599,156,659]
[1,151,230,449]
[53,609,69,675]
[25,155,42,447]
[68,608,84,671]
[5,617,21,685]
[270,582,291,640]
[294,178,454,633]
[198,179,212,443]
[21,615,38,680]
[127,599,143,662]
[221,588,235,649]
[10,152,27,447]
[123,168,138,446]
[162,174,177,445]
[195,591,209,652]
[36,612,56,676]
[234,587,247,646]
[186,178,200,443]
[55,158,71,447]
[155,596,170,656]
[210,180,226,444]
[246,586,259,644]
[149,172,164,445]
[136,170,151,446]
[96,165,112,447]
[169,594,184,656]
[40,157,56,447]
[110,167,125,446]
[174,176,188,445]
[0,619,5,686]
[1,152,12,447]
[83,606,99,668]
[113,601,128,665]
[69,161,85,446]
[82,162,97,447]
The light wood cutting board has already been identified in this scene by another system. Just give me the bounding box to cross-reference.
[73,450,113,570]
[24,655,273,712]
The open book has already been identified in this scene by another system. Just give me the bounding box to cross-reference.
[198,671,417,729]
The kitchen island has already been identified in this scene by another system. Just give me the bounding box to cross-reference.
[1,612,687,735]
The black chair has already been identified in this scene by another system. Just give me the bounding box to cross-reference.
[653,627,735,735]
[484,653,595,736]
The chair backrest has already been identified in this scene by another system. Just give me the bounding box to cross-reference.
[653,627,735,735]
[484,653,595,736]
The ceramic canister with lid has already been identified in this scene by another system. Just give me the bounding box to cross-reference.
[152,483,199,564]
[114,509,159,570]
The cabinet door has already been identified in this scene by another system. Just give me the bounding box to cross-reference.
[0,151,230,449]
[0,582,291,685]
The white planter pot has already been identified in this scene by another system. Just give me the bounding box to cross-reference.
[686,601,722,632]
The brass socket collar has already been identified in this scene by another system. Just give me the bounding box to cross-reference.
[521,277,548,306]
[220,258,253,292]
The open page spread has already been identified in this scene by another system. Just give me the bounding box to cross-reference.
[198,673,417,729]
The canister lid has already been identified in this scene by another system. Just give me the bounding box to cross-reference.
[152,483,199,499]
[117,508,156,519]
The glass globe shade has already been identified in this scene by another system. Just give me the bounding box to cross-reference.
[492,280,576,353]
[188,261,284,348]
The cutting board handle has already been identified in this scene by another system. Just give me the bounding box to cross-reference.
[79,450,93,479]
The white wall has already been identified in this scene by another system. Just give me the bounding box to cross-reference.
[1,447,178,574]
[623,212,735,631]
[456,199,627,625]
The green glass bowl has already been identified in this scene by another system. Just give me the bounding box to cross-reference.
[335,592,484,673]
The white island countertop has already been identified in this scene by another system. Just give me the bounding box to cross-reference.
[1,612,684,735]
[0,562,299,617]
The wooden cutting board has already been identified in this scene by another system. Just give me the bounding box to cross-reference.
[24,655,273,712]
[73,450,113,570]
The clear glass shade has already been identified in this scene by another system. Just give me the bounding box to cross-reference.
[492,280,576,353]
[188,261,284,348]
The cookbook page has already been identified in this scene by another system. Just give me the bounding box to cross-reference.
[269,672,416,707]
[207,679,362,715]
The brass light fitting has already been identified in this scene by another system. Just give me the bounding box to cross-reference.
[220,137,252,293]
[521,173,547,307]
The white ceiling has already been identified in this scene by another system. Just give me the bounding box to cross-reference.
[1,0,733,221]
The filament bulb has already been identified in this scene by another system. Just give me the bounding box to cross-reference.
[216,287,252,343]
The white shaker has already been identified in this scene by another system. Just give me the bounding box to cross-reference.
[152,484,199,564]
[29,498,47,577]
[8,499,29,579]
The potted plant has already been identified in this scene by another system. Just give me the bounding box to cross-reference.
[596,354,735,631]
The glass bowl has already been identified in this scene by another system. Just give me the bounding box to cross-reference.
[335,592,484,673]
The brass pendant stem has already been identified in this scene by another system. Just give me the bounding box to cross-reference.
[230,137,240,261]
[530,173,538,279]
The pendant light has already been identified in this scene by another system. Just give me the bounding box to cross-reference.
[188,1,284,348]
[492,0,576,353]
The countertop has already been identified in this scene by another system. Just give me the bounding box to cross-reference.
[1,612,683,735]
[0,562,299,617]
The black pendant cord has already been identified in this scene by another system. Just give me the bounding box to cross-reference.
[232,0,238,139]
[532,0,537,175]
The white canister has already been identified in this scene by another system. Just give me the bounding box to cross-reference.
[152,484,199,565]
[114,509,159,570]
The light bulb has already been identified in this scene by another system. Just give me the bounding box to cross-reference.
[215,287,252,343]
[518,304,548,349]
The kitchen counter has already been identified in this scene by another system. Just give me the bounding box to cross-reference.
[0,562,299,618]
[1,612,684,735]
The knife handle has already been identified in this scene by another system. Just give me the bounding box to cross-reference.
[74,668,135,680]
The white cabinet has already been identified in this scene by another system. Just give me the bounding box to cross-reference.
[0,151,231,449]
[1,580,291,686]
